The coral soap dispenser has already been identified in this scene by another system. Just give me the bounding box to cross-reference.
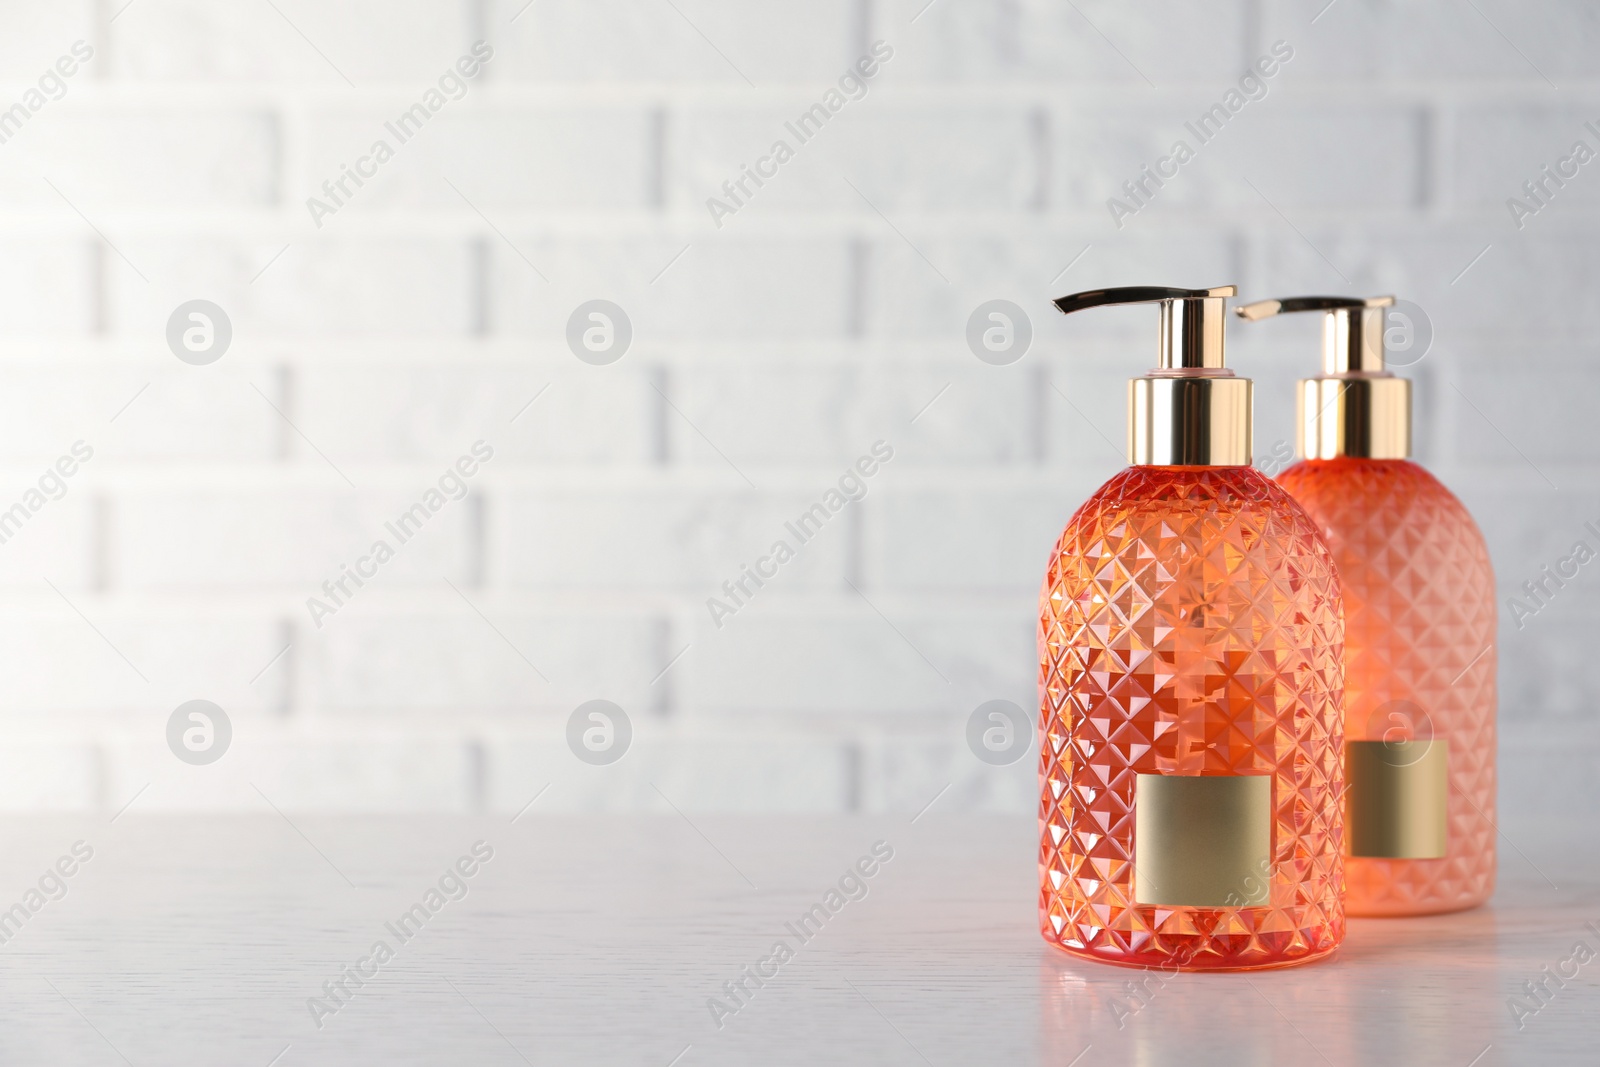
[1039,286,1346,970]
[1237,295,1496,916]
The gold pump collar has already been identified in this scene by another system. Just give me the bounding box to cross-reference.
[1234,294,1411,460]
[1054,285,1251,466]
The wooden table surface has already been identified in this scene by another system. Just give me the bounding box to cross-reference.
[0,813,1593,1065]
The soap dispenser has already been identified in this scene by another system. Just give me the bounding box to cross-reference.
[1236,295,1496,916]
[1039,286,1346,970]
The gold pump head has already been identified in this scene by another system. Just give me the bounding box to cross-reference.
[1054,285,1250,466]
[1234,295,1410,460]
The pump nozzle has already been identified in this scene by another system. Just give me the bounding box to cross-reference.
[1233,294,1409,460]
[1054,284,1250,466]
[1234,295,1395,374]
[1055,285,1236,370]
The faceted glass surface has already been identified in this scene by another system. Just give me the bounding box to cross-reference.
[1278,457,1496,916]
[1038,465,1346,971]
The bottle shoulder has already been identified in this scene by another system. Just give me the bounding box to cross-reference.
[1278,458,1469,519]
[1051,465,1339,582]
[1065,466,1325,541]
[1276,458,1494,581]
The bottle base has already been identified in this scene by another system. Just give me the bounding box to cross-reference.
[1346,893,1491,919]
[1041,932,1341,973]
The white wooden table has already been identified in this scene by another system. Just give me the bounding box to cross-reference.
[0,814,1592,1065]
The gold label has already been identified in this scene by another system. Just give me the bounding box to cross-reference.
[1133,774,1272,907]
[1346,740,1448,859]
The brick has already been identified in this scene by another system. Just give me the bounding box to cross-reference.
[1051,328,1308,470]
[305,611,661,715]
[1053,101,1424,214]
[0,0,1590,815]
[1445,363,1600,466]
[1450,470,1600,593]
[1447,103,1600,214]
[486,0,854,84]
[1502,602,1600,708]
[107,238,478,336]
[495,488,849,590]
[0,240,94,335]
[0,491,94,590]
[680,606,1032,715]
[1039,350,1141,474]
[1247,224,1600,340]
[293,361,656,464]
[106,365,281,461]
[105,737,474,811]
[672,105,1037,216]
[1498,600,1600,721]
[107,0,473,83]
[487,734,852,812]
[856,361,1040,466]
[667,359,1039,467]
[1263,0,1600,83]
[1043,344,1303,479]
[0,3,92,75]
[1501,716,1600,826]
[9,108,278,208]
[488,236,854,339]
[666,362,859,465]
[0,614,287,714]
[892,0,1248,84]
[302,107,652,213]
[114,489,476,589]
[865,487,1067,592]
[0,742,97,809]
[859,737,1033,815]
[865,229,1236,340]
[0,366,133,458]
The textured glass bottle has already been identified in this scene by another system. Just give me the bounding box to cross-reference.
[1239,295,1496,917]
[1276,459,1495,915]
[1038,287,1346,971]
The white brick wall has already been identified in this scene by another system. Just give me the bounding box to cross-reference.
[0,0,1593,819]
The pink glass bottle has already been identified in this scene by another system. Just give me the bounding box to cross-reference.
[1039,286,1346,970]
[1237,295,1495,916]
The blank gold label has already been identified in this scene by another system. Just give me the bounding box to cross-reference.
[1346,740,1448,859]
[1133,774,1272,907]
